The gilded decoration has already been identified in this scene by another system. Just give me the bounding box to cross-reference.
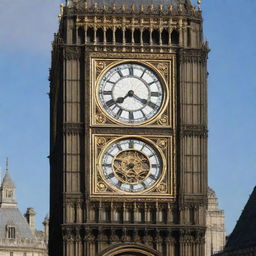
[91,134,175,199]
[90,55,176,128]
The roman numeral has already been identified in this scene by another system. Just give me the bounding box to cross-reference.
[115,108,123,119]
[129,140,134,148]
[151,164,160,168]
[140,69,146,78]
[102,163,112,168]
[117,69,123,77]
[106,173,115,179]
[103,91,112,95]
[107,80,116,84]
[149,174,157,180]
[140,110,146,118]
[106,99,115,108]
[129,67,134,76]
[129,111,134,122]
[148,81,156,86]
[148,101,158,109]
[116,181,122,188]
[151,92,161,97]
[141,182,147,189]
[130,185,134,192]
[117,143,122,151]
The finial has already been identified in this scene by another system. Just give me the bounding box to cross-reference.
[140,5,144,13]
[169,5,173,13]
[121,4,126,11]
[197,0,201,11]
[6,157,9,174]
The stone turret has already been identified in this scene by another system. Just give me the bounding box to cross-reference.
[0,158,17,208]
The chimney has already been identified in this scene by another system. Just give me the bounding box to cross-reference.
[43,215,49,243]
[25,208,36,234]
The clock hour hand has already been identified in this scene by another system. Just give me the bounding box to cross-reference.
[115,90,135,104]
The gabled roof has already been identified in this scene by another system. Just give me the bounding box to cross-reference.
[224,186,256,251]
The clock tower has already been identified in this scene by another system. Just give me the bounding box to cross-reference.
[49,0,209,255]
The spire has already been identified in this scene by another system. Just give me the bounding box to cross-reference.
[2,158,15,188]
[0,158,17,208]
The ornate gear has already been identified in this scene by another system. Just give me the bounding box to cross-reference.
[113,150,150,185]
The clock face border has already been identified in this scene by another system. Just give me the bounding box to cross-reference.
[97,136,166,194]
[92,59,171,127]
[90,133,176,199]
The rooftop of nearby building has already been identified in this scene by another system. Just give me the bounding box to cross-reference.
[224,186,256,251]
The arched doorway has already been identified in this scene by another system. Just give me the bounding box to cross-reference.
[101,245,159,256]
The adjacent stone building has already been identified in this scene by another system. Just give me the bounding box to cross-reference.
[206,188,226,256]
[0,163,48,256]
[214,186,256,256]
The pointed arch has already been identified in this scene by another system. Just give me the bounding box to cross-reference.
[171,29,179,45]
[106,28,113,43]
[87,27,94,43]
[134,29,141,44]
[115,28,123,43]
[96,28,104,43]
[161,28,169,45]
[152,29,160,45]
[142,29,150,44]
[125,29,132,43]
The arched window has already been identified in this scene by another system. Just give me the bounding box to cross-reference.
[142,29,150,44]
[115,28,123,43]
[152,29,160,45]
[161,29,169,45]
[87,28,94,43]
[96,28,104,43]
[106,29,113,43]
[134,29,141,44]
[78,27,85,44]
[125,29,132,43]
[171,30,179,45]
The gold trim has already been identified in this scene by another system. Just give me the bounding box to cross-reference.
[94,60,170,127]
[98,136,167,194]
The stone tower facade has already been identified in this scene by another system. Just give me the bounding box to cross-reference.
[205,188,226,256]
[49,0,209,255]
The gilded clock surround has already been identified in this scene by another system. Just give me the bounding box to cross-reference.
[91,56,175,128]
[91,134,174,198]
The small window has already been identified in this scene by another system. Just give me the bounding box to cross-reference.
[23,253,27,256]
[7,226,16,239]
[6,190,13,198]
[10,252,14,256]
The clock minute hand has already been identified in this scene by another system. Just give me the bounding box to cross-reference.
[132,94,148,105]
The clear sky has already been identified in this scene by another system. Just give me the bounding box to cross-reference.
[0,0,255,234]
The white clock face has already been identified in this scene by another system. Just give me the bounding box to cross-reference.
[100,138,163,193]
[98,63,164,124]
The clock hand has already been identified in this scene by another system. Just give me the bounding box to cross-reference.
[115,90,135,104]
[132,94,148,105]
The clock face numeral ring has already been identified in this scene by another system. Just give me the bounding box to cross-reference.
[99,137,166,193]
[97,62,167,125]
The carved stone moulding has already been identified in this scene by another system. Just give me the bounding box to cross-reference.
[65,2,203,20]
[90,55,176,129]
[91,134,175,199]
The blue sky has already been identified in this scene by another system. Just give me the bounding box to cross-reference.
[0,0,255,234]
